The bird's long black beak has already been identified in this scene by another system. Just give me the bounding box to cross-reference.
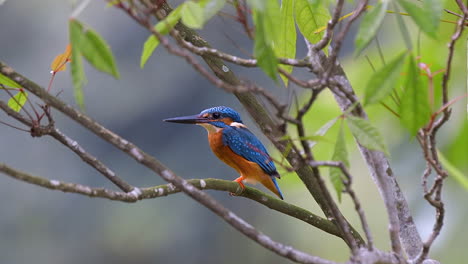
[163,114,211,124]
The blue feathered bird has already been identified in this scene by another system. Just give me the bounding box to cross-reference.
[164,106,283,199]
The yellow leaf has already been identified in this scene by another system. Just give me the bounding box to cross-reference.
[64,44,72,59]
[50,44,72,73]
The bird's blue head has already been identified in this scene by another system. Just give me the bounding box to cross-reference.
[199,106,242,123]
[164,106,243,129]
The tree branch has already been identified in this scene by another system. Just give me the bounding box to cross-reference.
[414,6,467,262]
[175,39,311,68]
[321,56,422,259]
[49,128,135,192]
[0,60,334,264]
[148,1,365,249]
[0,162,141,201]
[0,99,135,193]
[303,0,422,258]
[0,161,346,240]
[309,161,374,251]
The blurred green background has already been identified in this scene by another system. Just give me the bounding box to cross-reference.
[0,1,466,263]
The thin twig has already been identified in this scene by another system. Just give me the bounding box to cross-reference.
[49,128,135,192]
[325,0,369,76]
[415,6,468,262]
[0,98,135,193]
[313,0,346,52]
[309,161,374,251]
[179,39,311,68]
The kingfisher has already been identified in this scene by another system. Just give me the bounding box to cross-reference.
[164,106,284,199]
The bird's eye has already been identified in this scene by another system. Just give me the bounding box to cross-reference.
[212,112,221,119]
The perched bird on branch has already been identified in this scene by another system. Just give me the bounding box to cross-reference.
[164,106,284,199]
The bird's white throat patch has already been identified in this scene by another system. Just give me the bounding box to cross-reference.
[198,122,246,133]
[230,122,246,128]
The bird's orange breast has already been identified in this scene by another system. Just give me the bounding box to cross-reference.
[207,130,277,189]
[203,128,282,198]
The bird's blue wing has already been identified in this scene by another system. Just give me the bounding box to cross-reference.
[222,126,278,176]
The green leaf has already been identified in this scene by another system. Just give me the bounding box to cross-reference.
[200,0,226,21]
[445,121,468,169]
[253,7,279,81]
[140,6,183,68]
[281,139,294,161]
[310,117,339,149]
[80,28,120,79]
[364,51,407,105]
[354,1,388,55]
[308,0,332,8]
[329,122,348,202]
[141,36,159,69]
[399,55,431,135]
[0,73,21,88]
[296,135,330,142]
[397,0,439,38]
[393,1,412,50]
[8,90,28,112]
[438,150,468,191]
[263,0,281,43]
[346,115,389,155]
[69,19,86,110]
[275,0,296,87]
[424,0,444,31]
[247,0,265,10]
[315,117,339,136]
[181,1,205,29]
[295,0,331,54]
[106,0,127,7]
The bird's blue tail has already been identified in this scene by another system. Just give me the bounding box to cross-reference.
[272,177,284,200]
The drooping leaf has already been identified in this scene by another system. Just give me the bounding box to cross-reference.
[310,117,339,149]
[141,36,159,69]
[8,90,28,112]
[315,117,339,136]
[263,0,281,43]
[364,51,407,105]
[329,122,348,202]
[50,44,72,73]
[275,0,296,86]
[438,150,468,191]
[181,1,205,29]
[279,137,294,164]
[69,19,87,110]
[399,55,431,135]
[308,0,333,7]
[140,6,183,68]
[295,135,331,142]
[80,28,120,78]
[247,0,265,10]
[397,0,439,39]
[106,0,120,7]
[346,115,389,155]
[200,0,226,21]
[253,19,278,80]
[0,73,21,88]
[253,7,279,81]
[424,0,444,31]
[355,1,388,55]
[106,0,129,7]
[295,0,331,54]
[445,121,468,170]
[392,1,412,50]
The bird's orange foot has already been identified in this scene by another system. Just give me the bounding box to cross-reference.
[229,176,246,197]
